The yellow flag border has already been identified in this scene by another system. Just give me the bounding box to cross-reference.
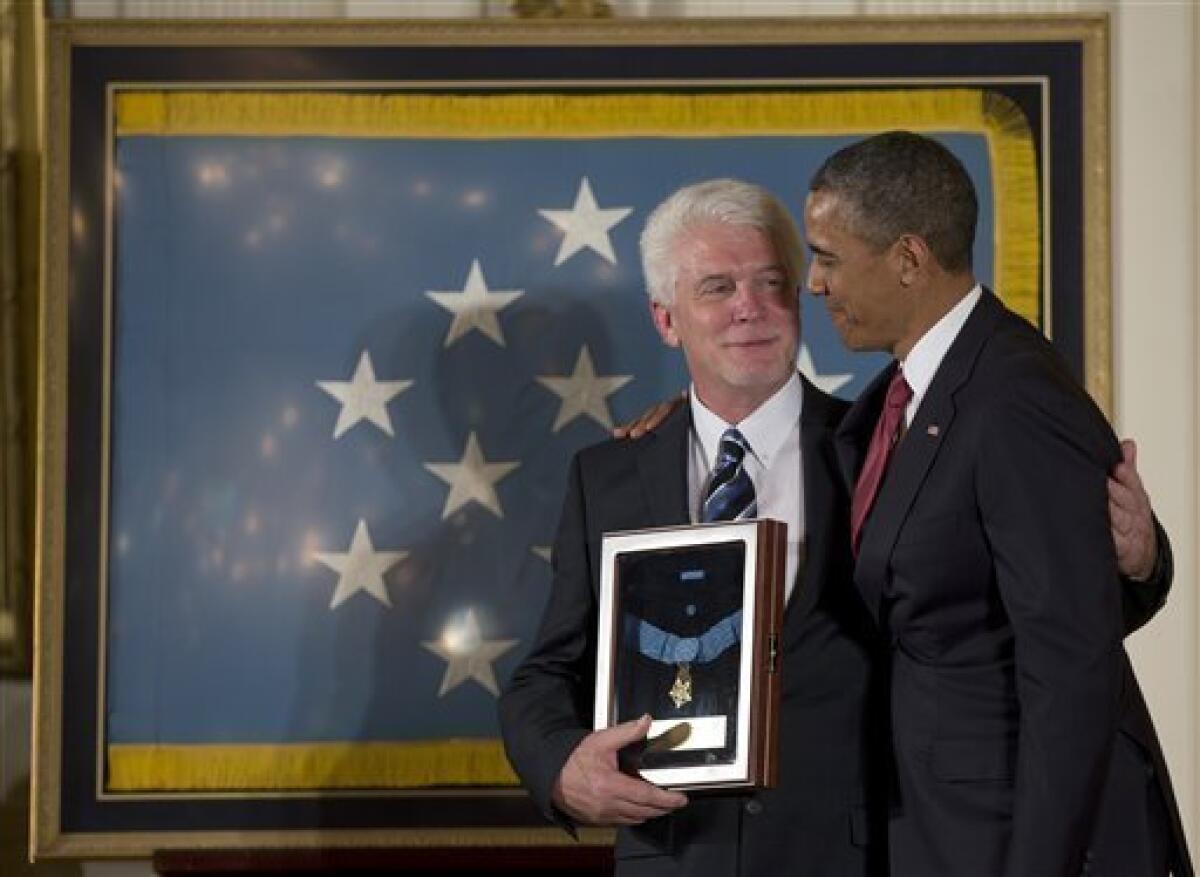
[108,740,519,792]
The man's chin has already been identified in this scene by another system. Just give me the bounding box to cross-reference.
[832,328,866,352]
[723,368,794,395]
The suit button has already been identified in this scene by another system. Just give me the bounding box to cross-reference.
[745,800,762,815]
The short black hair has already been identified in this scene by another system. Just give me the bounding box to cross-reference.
[809,131,978,272]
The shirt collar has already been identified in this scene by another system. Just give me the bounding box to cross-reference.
[901,284,983,406]
[689,371,803,469]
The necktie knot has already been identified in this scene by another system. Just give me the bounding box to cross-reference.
[885,370,913,412]
[702,428,757,523]
[717,428,751,465]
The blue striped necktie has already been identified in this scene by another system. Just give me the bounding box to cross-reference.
[702,428,757,522]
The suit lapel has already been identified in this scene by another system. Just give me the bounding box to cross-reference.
[784,376,844,643]
[634,402,692,527]
[853,290,1004,620]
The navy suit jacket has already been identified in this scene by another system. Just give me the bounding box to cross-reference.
[837,290,1191,877]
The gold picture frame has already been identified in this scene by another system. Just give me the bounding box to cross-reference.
[33,15,1109,859]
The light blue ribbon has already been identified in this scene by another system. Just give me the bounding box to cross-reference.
[626,610,743,665]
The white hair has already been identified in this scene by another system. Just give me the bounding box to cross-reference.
[639,178,803,305]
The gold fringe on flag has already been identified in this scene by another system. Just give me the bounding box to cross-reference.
[115,87,1040,324]
[980,91,1041,324]
[107,740,520,792]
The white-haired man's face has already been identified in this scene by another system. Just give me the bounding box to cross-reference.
[650,221,800,421]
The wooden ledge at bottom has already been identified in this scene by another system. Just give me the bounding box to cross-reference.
[154,846,614,875]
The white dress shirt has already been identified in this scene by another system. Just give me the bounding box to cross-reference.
[901,284,983,426]
[687,372,805,602]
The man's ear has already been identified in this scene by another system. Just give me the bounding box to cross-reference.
[650,299,680,347]
[894,233,933,287]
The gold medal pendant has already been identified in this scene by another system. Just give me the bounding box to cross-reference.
[668,663,692,709]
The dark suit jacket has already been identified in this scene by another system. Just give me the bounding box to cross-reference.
[837,290,1192,877]
[500,376,884,876]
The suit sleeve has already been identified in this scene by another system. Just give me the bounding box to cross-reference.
[1121,516,1173,635]
[977,359,1124,877]
[498,452,596,827]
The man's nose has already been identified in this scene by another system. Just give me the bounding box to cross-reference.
[805,262,827,296]
[730,281,763,320]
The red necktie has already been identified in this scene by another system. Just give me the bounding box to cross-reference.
[851,369,913,554]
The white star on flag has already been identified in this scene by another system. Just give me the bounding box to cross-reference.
[537,345,632,432]
[425,259,523,347]
[315,351,413,439]
[538,177,633,266]
[312,519,407,610]
[798,342,853,396]
[531,545,552,564]
[424,432,520,520]
[422,608,519,698]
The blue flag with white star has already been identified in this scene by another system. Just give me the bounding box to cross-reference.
[104,96,1002,791]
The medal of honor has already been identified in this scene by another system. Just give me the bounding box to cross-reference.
[668,663,692,708]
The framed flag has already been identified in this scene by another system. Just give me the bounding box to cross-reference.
[33,14,1110,858]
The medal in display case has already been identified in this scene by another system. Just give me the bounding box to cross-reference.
[594,519,785,791]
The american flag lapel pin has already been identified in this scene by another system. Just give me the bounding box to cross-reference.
[927,424,940,437]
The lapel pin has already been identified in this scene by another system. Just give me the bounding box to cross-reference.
[927,424,940,437]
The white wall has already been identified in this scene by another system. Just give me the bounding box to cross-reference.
[1110,0,1198,848]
